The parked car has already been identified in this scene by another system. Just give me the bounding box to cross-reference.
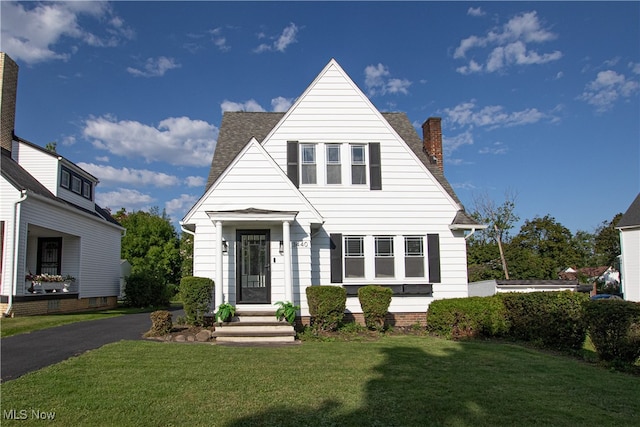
[590,294,622,300]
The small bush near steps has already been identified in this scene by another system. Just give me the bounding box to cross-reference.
[180,276,215,326]
[306,286,346,331]
[145,310,173,337]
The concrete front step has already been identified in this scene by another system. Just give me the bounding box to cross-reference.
[213,310,296,343]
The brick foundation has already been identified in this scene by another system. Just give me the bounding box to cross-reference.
[296,312,427,329]
[1,296,118,317]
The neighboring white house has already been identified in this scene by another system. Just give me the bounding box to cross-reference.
[617,193,640,302]
[181,59,483,325]
[0,52,123,316]
[468,280,582,297]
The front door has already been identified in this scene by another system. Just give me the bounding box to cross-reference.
[236,230,271,304]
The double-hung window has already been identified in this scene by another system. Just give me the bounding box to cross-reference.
[344,236,365,278]
[404,236,425,277]
[375,236,394,278]
[351,144,366,185]
[71,176,82,194]
[326,144,342,184]
[301,144,317,185]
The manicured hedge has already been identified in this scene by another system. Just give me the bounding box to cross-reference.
[306,286,346,331]
[584,299,640,365]
[426,296,509,339]
[180,276,215,326]
[358,286,393,330]
[500,291,589,351]
[123,272,170,308]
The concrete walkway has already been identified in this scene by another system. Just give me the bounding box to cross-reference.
[1,309,180,382]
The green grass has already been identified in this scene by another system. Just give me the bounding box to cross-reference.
[0,306,163,338]
[2,336,638,426]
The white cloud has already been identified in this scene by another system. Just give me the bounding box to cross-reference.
[209,27,230,52]
[96,188,155,213]
[630,62,640,75]
[127,56,181,77]
[479,142,508,155]
[467,7,486,17]
[1,1,134,64]
[364,63,412,96]
[454,11,562,74]
[77,163,181,188]
[83,116,218,167]
[96,156,110,162]
[220,99,266,113]
[443,100,547,129]
[185,176,205,187]
[271,97,294,112]
[578,70,639,113]
[443,131,474,156]
[253,23,299,53]
[165,194,199,216]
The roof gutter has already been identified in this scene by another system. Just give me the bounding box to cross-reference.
[5,190,28,317]
[449,224,488,240]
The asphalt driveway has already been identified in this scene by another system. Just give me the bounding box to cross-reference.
[1,309,179,382]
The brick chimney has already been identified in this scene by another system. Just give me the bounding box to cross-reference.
[422,117,443,173]
[1,52,19,153]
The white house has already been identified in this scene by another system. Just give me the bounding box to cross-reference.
[0,53,123,316]
[617,193,640,302]
[181,59,483,325]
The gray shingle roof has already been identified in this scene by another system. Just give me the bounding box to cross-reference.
[204,111,479,226]
[618,193,640,228]
[1,147,121,226]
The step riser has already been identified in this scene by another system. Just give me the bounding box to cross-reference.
[219,326,294,333]
[216,336,295,343]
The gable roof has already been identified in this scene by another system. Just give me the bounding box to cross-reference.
[1,147,121,227]
[617,193,640,229]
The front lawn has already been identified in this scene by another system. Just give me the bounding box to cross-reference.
[1,336,638,426]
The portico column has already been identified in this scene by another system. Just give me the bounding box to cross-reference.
[215,220,224,310]
[283,220,292,302]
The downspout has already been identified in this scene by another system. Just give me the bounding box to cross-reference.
[464,227,479,240]
[5,190,28,317]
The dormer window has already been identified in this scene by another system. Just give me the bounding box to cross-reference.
[60,166,93,201]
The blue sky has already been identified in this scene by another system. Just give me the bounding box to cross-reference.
[2,1,638,234]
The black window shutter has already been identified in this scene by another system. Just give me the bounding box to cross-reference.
[287,141,299,188]
[330,233,343,283]
[369,142,381,190]
[427,234,441,283]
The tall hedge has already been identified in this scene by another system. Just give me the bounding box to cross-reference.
[180,276,215,326]
[500,291,588,351]
[426,296,509,339]
[306,286,346,331]
[358,286,393,330]
[585,299,640,364]
[123,271,170,308]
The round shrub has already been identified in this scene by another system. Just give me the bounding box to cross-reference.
[306,286,346,331]
[180,276,215,326]
[145,310,173,337]
[358,285,393,330]
[585,299,640,364]
[426,296,508,339]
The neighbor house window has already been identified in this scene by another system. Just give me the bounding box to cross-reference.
[61,170,70,189]
[326,144,342,184]
[375,236,394,278]
[344,236,365,278]
[351,144,366,185]
[60,166,94,201]
[301,144,317,185]
[404,236,425,277]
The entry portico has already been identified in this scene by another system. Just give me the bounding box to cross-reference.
[207,209,299,310]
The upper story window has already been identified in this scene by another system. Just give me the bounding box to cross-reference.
[351,144,367,185]
[301,144,317,185]
[326,144,342,185]
[60,166,93,201]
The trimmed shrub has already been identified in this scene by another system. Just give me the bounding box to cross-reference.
[180,276,215,326]
[306,286,346,331]
[123,271,170,308]
[585,299,640,364]
[358,286,393,330]
[426,296,509,339]
[500,291,589,351]
[145,310,173,337]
